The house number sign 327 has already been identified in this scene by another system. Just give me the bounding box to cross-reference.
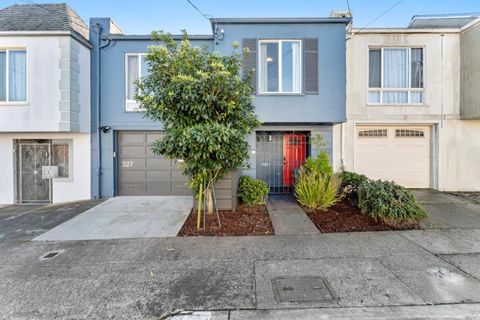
[121,161,134,168]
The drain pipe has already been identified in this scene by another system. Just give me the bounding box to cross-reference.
[93,23,112,198]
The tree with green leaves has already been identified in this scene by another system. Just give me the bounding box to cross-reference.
[136,31,260,229]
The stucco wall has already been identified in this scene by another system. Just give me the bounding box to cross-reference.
[347,32,461,121]
[345,31,480,191]
[214,23,347,123]
[460,22,480,119]
[0,132,91,204]
[0,35,90,133]
[438,120,480,191]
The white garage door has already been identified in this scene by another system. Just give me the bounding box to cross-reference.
[355,126,431,188]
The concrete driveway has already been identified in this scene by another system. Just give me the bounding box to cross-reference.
[34,196,193,241]
[0,200,102,243]
[411,189,480,229]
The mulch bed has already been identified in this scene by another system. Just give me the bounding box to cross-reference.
[304,198,421,233]
[178,204,274,236]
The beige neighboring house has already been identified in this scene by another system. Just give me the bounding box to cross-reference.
[341,13,480,191]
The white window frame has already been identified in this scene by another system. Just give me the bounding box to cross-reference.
[125,53,147,112]
[367,47,425,106]
[0,47,28,105]
[258,39,302,94]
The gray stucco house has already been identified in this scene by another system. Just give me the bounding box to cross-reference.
[89,16,351,207]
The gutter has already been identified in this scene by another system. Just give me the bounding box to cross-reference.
[0,30,93,49]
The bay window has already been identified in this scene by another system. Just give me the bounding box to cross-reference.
[368,47,424,104]
[125,53,148,111]
[259,40,302,94]
[0,49,27,102]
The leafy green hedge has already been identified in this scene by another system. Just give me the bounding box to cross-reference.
[338,171,368,199]
[357,179,427,222]
[238,176,269,205]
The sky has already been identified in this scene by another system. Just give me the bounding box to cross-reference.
[3,0,480,34]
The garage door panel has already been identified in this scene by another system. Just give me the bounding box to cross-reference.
[355,126,430,188]
[172,182,192,195]
[119,171,145,182]
[146,170,171,181]
[146,133,163,143]
[146,158,171,170]
[120,146,145,157]
[171,170,188,182]
[119,182,146,195]
[145,182,173,194]
[119,132,145,144]
[118,131,189,196]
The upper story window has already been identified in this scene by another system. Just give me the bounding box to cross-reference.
[368,47,424,105]
[125,53,148,111]
[258,40,302,94]
[0,49,27,103]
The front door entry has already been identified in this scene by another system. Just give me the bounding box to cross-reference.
[283,134,307,186]
[18,141,52,203]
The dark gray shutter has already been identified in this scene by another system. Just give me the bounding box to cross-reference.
[242,38,257,93]
[304,38,318,94]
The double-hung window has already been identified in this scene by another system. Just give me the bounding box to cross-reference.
[0,49,27,103]
[259,40,302,94]
[368,47,424,104]
[125,53,148,111]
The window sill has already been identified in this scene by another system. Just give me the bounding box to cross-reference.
[256,93,305,97]
[366,103,427,107]
[0,101,30,106]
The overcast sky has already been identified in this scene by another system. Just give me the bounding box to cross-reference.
[4,0,480,34]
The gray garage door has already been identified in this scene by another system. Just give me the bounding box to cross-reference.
[117,131,190,196]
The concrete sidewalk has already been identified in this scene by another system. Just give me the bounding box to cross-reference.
[2,228,480,319]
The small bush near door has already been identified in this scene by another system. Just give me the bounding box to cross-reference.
[238,176,269,205]
[357,179,427,223]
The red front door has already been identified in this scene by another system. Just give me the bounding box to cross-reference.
[283,134,306,186]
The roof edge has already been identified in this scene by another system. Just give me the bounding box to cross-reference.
[210,17,351,25]
[0,30,92,48]
[109,34,214,41]
[351,28,461,34]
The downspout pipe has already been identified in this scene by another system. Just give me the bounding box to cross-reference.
[93,23,112,199]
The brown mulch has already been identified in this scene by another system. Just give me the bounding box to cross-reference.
[178,204,274,236]
[304,198,421,233]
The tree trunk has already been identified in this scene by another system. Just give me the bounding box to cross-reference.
[205,187,214,215]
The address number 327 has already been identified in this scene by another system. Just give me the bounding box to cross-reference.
[121,160,134,168]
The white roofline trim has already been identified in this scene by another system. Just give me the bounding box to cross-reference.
[0,31,92,48]
[461,17,480,32]
[350,28,460,34]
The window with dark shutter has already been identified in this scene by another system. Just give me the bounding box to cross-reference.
[242,38,257,93]
[303,38,318,95]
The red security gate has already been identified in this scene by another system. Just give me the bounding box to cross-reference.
[256,132,309,193]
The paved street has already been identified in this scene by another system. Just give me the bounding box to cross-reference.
[1,192,480,319]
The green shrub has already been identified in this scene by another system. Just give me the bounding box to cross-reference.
[294,168,342,210]
[338,171,369,198]
[238,176,269,205]
[303,151,333,177]
[357,179,427,222]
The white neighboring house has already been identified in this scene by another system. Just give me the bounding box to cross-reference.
[0,4,91,204]
[343,14,480,191]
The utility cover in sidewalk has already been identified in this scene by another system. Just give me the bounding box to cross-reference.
[272,276,337,304]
